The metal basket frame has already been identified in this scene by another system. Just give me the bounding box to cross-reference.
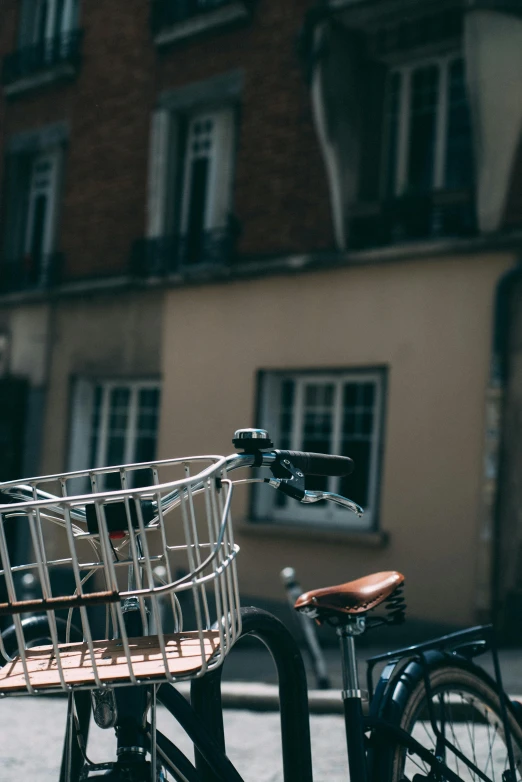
[0,455,241,695]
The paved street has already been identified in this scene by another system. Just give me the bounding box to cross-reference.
[2,639,521,781]
[0,696,349,782]
[0,693,518,782]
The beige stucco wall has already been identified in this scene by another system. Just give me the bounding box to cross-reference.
[40,288,164,476]
[159,252,515,626]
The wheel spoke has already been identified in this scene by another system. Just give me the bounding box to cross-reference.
[463,696,479,778]
[397,679,521,782]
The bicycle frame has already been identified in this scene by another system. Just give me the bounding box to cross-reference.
[61,613,518,782]
[366,624,518,782]
[61,606,313,782]
[1,437,516,782]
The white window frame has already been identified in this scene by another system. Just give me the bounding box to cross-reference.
[383,52,464,198]
[146,105,235,242]
[68,379,161,477]
[180,109,235,235]
[254,370,385,531]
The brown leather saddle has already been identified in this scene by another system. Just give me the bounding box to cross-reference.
[294,571,405,625]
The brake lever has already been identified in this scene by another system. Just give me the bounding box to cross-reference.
[266,478,363,516]
[300,490,364,517]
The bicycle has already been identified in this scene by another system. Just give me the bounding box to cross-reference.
[0,426,520,782]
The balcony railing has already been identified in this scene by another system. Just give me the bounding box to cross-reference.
[2,30,83,88]
[130,229,235,278]
[150,0,248,35]
[0,253,63,294]
[349,190,477,250]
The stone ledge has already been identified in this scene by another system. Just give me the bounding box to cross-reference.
[154,3,249,47]
[3,64,76,97]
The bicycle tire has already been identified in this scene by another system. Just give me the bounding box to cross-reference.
[374,656,522,782]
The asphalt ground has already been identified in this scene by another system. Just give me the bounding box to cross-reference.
[2,642,522,780]
[0,696,349,782]
[0,696,515,782]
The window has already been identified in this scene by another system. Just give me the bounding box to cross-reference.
[1,146,63,289]
[144,104,236,270]
[384,55,473,197]
[2,0,81,92]
[24,152,61,269]
[148,109,234,264]
[68,380,161,489]
[254,370,386,530]
[179,110,235,262]
[19,0,79,50]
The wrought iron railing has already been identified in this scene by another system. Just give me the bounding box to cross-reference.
[349,189,477,250]
[130,229,235,277]
[0,253,63,294]
[2,30,83,86]
[150,0,243,33]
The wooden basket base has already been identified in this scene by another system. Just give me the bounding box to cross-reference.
[0,631,220,692]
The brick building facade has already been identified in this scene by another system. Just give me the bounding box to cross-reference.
[0,0,522,633]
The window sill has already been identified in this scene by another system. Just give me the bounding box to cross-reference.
[153,2,250,47]
[3,63,77,97]
[237,519,389,548]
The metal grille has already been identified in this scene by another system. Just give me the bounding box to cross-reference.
[2,30,83,86]
[0,455,241,695]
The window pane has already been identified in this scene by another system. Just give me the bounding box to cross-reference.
[106,387,130,466]
[301,382,335,493]
[134,387,161,464]
[362,382,375,407]
[54,0,66,37]
[89,385,103,466]
[276,379,295,507]
[28,194,48,271]
[445,59,473,189]
[185,157,209,263]
[182,115,214,264]
[339,380,377,507]
[407,65,439,192]
[385,71,402,197]
[35,0,49,44]
[339,441,371,507]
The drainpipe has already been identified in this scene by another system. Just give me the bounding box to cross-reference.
[480,260,522,624]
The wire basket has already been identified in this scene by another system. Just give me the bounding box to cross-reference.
[0,455,241,695]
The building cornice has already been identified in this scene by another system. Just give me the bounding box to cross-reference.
[0,230,521,307]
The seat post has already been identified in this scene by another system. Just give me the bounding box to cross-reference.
[337,617,368,782]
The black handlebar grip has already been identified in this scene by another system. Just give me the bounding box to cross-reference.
[276,450,354,477]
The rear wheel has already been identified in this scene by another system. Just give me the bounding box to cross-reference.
[383,662,522,781]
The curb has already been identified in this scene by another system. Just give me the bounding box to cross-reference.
[176,682,522,716]
[176,682,343,714]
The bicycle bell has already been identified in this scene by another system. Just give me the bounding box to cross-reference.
[232,428,274,452]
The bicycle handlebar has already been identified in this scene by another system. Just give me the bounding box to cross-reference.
[275,450,354,477]
[0,448,363,522]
